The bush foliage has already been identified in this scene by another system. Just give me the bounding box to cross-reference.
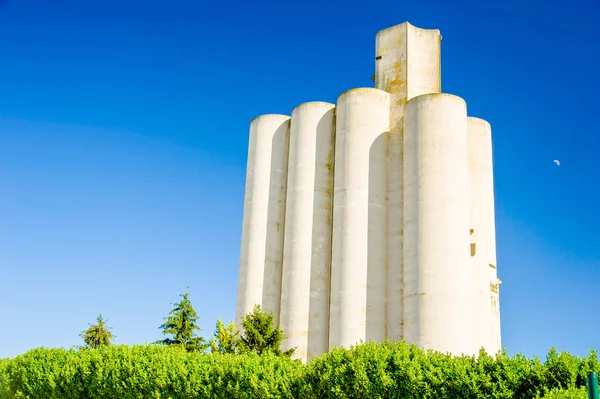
[539,386,587,399]
[0,342,598,399]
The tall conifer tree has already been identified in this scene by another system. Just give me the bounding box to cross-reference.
[157,291,207,352]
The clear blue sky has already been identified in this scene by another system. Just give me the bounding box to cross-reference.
[1,0,598,359]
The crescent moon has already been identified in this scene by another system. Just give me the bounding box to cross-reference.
[553,160,560,166]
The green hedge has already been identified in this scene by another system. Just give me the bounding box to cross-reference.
[1,357,10,399]
[1,342,598,399]
[301,342,598,398]
[539,387,587,399]
[1,345,302,399]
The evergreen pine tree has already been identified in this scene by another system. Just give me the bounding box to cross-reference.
[237,304,295,357]
[157,291,207,352]
[80,314,114,349]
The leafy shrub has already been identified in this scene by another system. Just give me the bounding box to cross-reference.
[0,357,10,399]
[1,345,302,399]
[299,341,597,399]
[539,386,587,399]
[0,342,597,399]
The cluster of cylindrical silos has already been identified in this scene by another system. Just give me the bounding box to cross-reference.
[236,22,501,362]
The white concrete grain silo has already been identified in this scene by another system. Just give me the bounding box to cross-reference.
[236,114,290,325]
[279,102,336,362]
[235,20,501,361]
[329,88,390,350]
[403,93,473,356]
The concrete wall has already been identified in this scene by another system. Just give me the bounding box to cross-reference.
[279,102,336,362]
[468,117,500,355]
[403,93,474,355]
[236,114,290,325]
[329,88,390,349]
[235,21,501,360]
[375,22,442,342]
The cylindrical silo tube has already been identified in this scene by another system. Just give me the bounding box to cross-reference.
[403,93,474,355]
[236,114,291,325]
[279,102,336,362]
[467,117,501,355]
[329,88,390,350]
